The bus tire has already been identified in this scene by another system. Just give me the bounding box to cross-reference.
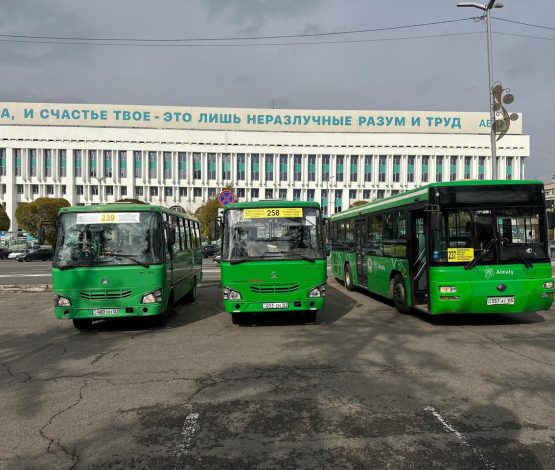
[73,319,93,331]
[183,279,197,303]
[231,313,253,325]
[304,311,317,323]
[344,264,354,291]
[391,274,409,314]
[155,293,174,326]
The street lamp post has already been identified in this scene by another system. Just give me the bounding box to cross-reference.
[324,176,335,215]
[457,0,504,180]
[92,176,107,204]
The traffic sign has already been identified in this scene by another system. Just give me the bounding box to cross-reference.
[218,189,237,207]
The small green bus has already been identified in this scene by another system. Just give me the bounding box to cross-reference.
[219,200,327,324]
[329,180,554,315]
[50,203,202,329]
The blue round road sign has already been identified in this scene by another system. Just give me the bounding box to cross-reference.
[218,189,236,207]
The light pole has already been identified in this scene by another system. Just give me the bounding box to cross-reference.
[457,0,504,180]
[92,176,106,204]
[324,176,335,215]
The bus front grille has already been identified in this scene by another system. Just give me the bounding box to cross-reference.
[80,289,132,300]
[250,283,299,294]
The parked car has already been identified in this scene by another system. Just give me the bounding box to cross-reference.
[8,249,29,260]
[0,247,12,259]
[17,247,53,262]
[213,254,221,264]
[202,244,220,258]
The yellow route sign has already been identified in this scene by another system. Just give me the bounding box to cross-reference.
[447,248,474,262]
[244,208,303,218]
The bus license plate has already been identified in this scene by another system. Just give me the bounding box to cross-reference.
[487,297,515,305]
[263,302,288,309]
[93,308,120,315]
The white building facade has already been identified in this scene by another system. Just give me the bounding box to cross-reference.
[0,102,529,234]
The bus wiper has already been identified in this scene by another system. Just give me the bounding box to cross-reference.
[102,251,150,268]
[501,237,532,268]
[265,251,316,262]
[464,237,497,271]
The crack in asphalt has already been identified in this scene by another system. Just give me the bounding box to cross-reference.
[39,380,88,470]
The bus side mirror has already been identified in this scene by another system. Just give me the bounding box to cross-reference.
[38,225,46,245]
[211,220,221,240]
[167,227,176,246]
[430,212,441,231]
[547,211,555,230]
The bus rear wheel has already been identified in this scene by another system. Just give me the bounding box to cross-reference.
[391,274,409,314]
[344,264,354,291]
[73,319,93,331]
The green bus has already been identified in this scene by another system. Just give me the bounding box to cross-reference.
[329,180,555,315]
[219,200,327,324]
[49,203,202,330]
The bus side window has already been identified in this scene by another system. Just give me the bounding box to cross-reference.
[368,214,383,256]
[194,221,201,249]
[173,216,183,253]
[180,218,189,250]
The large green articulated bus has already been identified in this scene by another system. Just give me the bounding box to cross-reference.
[329,180,554,315]
[219,200,327,324]
[48,203,202,330]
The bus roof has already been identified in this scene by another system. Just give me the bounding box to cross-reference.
[58,203,198,219]
[223,200,321,211]
[329,179,545,221]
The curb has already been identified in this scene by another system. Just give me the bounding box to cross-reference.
[0,285,51,292]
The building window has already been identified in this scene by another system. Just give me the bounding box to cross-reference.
[207,153,216,180]
[236,188,245,198]
[222,153,231,181]
[279,154,288,181]
[134,151,142,178]
[15,149,22,177]
[59,150,67,177]
[294,154,302,182]
[0,148,5,176]
[307,189,315,202]
[208,187,216,199]
[61,185,66,195]
[193,153,201,179]
[506,157,513,180]
[279,188,287,199]
[436,156,443,182]
[392,155,400,183]
[350,155,358,183]
[193,187,202,198]
[377,189,385,199]
[308,154,316,182]
[32,184,39,194]
[478,156,485,180]
[265,188,273,199]
[164,187,173,197]
[119,151,127,178]
[450,156,457,181]
[349,189,357,201]
[293,189,301,201]
[148,151,157,179]
[363,189,371,199]
[236,153,245,181]
[422,156,429,183]
[17,184,24,194]
[407,156,415,183]
[76,185,83,195]
[44,149,52,177]
[89,150,97,178]
[378,155,387,182]
[265,154,274,181]
[92,186,99,196]
[179,187,187,197]
[251,153,260,181]
[251,188,259,199]
[135,186,144,197]
[464,156,471,179]
[104,150,112,177]
[321,189,328,215]
[335,155,344,182]
[334,189,343,212]
[391,190,399,196]
[120,187,127,197]
[178,152,186,179]
[150,187,158,197]
[364,155,372,182]
[163,152,172,179]
[106,186,114,196]
[46,185,54,195]
[30,149,37,177]
[322,154,330,180]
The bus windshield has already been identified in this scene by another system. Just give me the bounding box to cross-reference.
[431,207,548,264]
[223,207,324,261]
[53,211,164,268]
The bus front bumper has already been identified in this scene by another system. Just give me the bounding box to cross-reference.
[223,298,325,314]
[54,304,164,320]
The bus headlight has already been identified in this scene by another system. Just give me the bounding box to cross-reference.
[308,285,326,298]
[54,294,71,307]
[543,281,554,289]
[223,287,242,301]
[141,289,162,304]
[439,286,457,293]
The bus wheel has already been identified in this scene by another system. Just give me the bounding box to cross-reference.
[73,319,93,331]
[183,280,197,303]
[304,311,317,323]
[155,294,174,326]
[344,264,354,291]
[231,313,253,325]
[391,274,409,314]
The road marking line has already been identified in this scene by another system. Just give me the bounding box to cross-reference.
[174,412,199,459]
[0,274,51,278]
[425,406,495,470]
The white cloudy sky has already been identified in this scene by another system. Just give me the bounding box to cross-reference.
[1,0,553,178]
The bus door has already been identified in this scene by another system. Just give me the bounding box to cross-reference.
[409,210,428,307]
[355,218,368,288]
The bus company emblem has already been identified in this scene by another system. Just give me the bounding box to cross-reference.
[484,268,495,280]
[101,277,109,285]
[270,271,278,280]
